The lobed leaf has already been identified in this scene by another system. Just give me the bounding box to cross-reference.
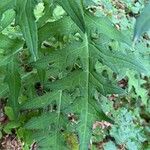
[15,0,38,61]
[0,34,24,66]
[24,113,58,130]
[0,34,23,52]
[37,0,55,28]
[92,43,147,74]
[0,9,15,31]
[38,16,76,46]
[21,91,60,110]
[5,2,148,150]
[56,0,86,33]
[85,12,131,45]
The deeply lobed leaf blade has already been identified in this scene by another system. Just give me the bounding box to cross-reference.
[15,0,38,61]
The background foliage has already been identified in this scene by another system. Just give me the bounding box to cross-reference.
[0,0,150,150]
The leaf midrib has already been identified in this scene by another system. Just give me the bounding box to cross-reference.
[80,33,89,150]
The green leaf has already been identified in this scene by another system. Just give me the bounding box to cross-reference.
[38,16,76,46]
[5,58,21,117]
[37,0,55,28]
[103,141,117,150]
[0,0,14,17]
[4,106,15,121]
[4,121,21,134]
[43,35,122,150]
[15,3,149,150]
[0,83,8,97]
[92,43,147,74]
[24,113,58,130]
[33,13,145,149]
[15,0,38,61]
[0,9,15,31]
[56,0,85,33]
[133,2,150,42]
[35,132,67,150]
[21,91,60,110]
[37,68,46,83]
[85,12,131,45]
[110,108,146,150]
[0,132,2,139]
[38,17,74,44]
[126,70,148,105]
[24,91,68,149]
[0,33,23,51]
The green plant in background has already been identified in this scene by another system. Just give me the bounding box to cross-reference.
[0,0,150,150]
[134,1,150,43]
